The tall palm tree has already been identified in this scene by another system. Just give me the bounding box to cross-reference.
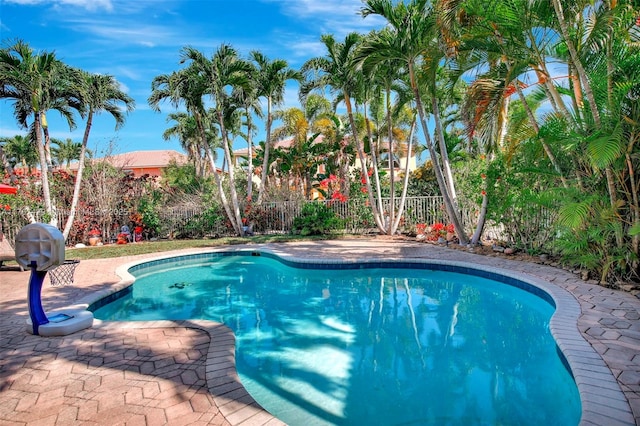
[231,61,262,201]
[149,67,238,233]
[180,44,253,235]
[250,51,302,203]
[0,40,81,225]
[360,0,469,243]
[302,32,388,232]
[358,30,416,234]
[62,72,134,240]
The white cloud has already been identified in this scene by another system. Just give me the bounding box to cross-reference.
[287,39,328,60]
[64,18,167,45]
[4,0,113,12]
[265,0,386,36]
[267,0,361,18]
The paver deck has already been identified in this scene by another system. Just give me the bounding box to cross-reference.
[1,237,639,425]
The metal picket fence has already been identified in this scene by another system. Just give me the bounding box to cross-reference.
[156,196,451,237]
[1,196,554,249]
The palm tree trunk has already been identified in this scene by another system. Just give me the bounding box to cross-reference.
[625,151,639,256]
[206,145,239,235]
[604,166,623,247]
[515,83,569,188]
[41,113,54,168]
[391,118,417,234]
[432,98,458,204]
[409,63,468,244]
[34,113,56,226]
[192,110,238,235]
[243,107,254,201]
[218,111,245,236]
[568,64,584,121]
[363,106,385,217]
[528,30,574,123]
[551,0,601,127]
[62,111,93,240]
[344,93,386,232]
[257,97,273,203]
[496,96,510,148]
[471,192,489,246]
[386,88,395,234]
[471,154,491,246]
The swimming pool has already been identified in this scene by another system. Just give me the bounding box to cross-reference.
[91,251,581,425]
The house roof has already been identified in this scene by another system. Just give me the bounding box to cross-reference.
[233,135,325,157]
[106,150,188,169]
[68,150,187,171]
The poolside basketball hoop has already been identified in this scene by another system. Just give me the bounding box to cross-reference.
[49,259,81,287]
[15,223,93,336]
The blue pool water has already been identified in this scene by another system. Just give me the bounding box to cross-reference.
[92,253,581,425]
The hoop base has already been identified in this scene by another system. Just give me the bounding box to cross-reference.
[26,309,93,336]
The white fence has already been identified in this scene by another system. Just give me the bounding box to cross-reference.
[158,196,451,238]
[2,196,550,248]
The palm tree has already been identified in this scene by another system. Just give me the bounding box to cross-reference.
[61,72,134,240]
[231,61,262,201]
[41,64,84,169]
[180,44,253,235]
[550,0,601,127]
[302,32,388,233]
[360,0,469,243]
[51,138,83,167]
[268,107,310,193]
[357,29,419,235]
[163,112,208,177]
[0,40,81,225]
[1,134,38,174]
[250,51,302,203]
[149,66,239,233]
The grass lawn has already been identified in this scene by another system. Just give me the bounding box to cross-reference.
[64,234,338,260]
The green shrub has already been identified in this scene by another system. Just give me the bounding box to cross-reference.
[182,207,226,238]
[292,202,343,236]
[138,197,161,237]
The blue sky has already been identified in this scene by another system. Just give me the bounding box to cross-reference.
[0,0,386,158]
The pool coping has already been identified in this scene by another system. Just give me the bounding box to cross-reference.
[74,246,635,426]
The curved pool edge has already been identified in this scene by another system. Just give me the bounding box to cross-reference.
[86,247,635,426]
[90,318,284,426]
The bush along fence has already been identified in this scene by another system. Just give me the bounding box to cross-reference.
[155,196,453,239]
[1,196,524,247]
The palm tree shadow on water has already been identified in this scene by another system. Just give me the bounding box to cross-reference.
[225,267,578,425]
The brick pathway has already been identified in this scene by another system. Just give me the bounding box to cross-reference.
[0,238,638,425]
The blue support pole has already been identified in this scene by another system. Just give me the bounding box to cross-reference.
[27,261,49,335]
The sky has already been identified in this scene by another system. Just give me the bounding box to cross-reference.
[0,0,387,159]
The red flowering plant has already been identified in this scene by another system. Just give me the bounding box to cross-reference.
[425,222,455,241]
[359,168,374,194]
[316,173,348,203]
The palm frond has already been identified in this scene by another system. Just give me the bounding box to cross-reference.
[585,124,625,170]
